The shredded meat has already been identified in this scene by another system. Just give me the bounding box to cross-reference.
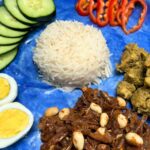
[39,88,150,150]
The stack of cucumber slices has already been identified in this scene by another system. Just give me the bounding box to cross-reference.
[0,0,55,70]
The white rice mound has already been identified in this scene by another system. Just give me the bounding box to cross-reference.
[33,20,111,91]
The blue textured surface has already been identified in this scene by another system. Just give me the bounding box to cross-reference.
[0,0,150,149]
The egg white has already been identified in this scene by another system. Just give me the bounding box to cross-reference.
[0,102,34,149]
[0,73,18,106]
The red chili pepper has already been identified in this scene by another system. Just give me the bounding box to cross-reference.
[108,0,120,26]
[89,0,97,24]
[76,0,90,16]
[96,0,110,27]
[116,0,128,25]
[121,0,147,34]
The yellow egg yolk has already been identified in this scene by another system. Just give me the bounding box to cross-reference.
[0,109,29,138]
[0,77,10,100]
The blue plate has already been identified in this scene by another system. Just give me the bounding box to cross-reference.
[1,0,150,149]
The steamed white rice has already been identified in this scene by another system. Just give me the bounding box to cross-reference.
[33,20,111,90]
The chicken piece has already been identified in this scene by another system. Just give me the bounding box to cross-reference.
[117,44,148,73]
[146,68,150,77]
[144,77,150,87]
[117,81,136,100]
[131,87,150,115]
[144,55,150,67]
[124,65,145,87]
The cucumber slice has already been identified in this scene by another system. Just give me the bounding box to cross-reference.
[0,23,27,37]
[4,0,37,25]
[0,48,17,70]
[0,44,18,55]
[17,0,55,20]
[0,36,23,45]
[0,6,30,30]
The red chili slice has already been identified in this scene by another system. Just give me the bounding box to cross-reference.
[96,0,110,27]
[76,0,90,16]
[108,0,120,26]
[121,0,147,34]
[116,0,128,25]
[89,0,97,23]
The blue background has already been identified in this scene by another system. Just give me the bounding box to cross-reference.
[0,0,150,149]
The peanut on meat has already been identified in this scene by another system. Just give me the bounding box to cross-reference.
[117,97,126,107]
[45,107,59,117]
[100,113,109,127]
[125,132,143,147]
[116,134,123,139]
[73,131,84,150]
[58,108,70,120]
[117,114,128,128]
[97,127,106,135]
[90,102,102,114]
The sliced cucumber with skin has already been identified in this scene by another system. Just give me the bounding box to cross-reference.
[0,44,18,55]
[0,36,23,45]
[0,48,17,70]
[0,6,30,30]
[17,0,56,21]
[4,0,38,25]
[0,23,27,37]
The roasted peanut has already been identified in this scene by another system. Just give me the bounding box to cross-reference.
[45,107,59,117]
[97,127,106,135]
[58,108,70,120]
[90,102,102,114]
[117,97,126,107]
[116,134,123,139]
[125,132,143,146]
[73,131,84,150]
[117,114,128,128]
[97,144,110,150]
[90,127,112,144]
[100,113,109,127]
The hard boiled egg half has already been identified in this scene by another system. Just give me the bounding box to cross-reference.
[0,102,34,148]
[0,73,18,106]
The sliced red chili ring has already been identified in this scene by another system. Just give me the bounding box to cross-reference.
[89,0,97,23]
[76,0,90,16]
[121,0,147,34]
[116,0,128,25]
[108,0,120,26]
[96,0,110,27]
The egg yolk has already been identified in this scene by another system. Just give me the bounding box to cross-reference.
[0,109,29,138]
[0,77,10,100]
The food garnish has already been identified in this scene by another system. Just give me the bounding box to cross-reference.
[76,0,90,16]
[121,0,147,34]
[117,43,150,115]
[0,49,18,71]
[109,0,120,26]
[75,0,148,34]
[96,0,110,27]
[34,21,111,91]
[0,102,34,149]
[4,0,37,25]
[39,88,150,150]
[0,0,56,70]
